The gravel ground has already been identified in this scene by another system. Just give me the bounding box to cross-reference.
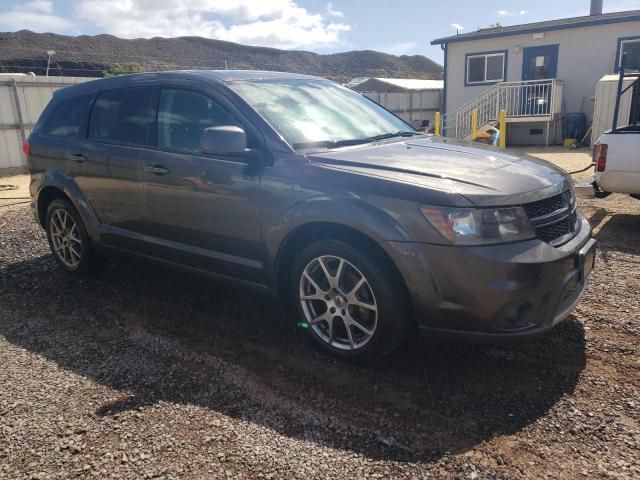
[1,152,639,479]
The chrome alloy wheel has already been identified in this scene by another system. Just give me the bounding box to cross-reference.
[299,255,378,350]
[49,208,83,268]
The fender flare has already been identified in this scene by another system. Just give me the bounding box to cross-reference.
[36,170,101,242]
[263,195,414,288]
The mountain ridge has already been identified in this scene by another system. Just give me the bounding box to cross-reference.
[0,30,443,82]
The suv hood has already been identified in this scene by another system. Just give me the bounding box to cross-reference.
[308,136,570,207]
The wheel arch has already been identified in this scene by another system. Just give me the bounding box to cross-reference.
[36,171,100,241]
[37,186,70,226]
[273,221,413,318]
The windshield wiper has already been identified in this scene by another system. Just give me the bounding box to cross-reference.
[365,131,422,141]
[293,131,421,151]
[293,138,373,150]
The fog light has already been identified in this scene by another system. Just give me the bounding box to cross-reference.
[493,301,534,330]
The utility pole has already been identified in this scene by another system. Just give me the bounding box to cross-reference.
[46,50,56,76]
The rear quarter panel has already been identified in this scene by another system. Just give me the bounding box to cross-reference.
[597,132,640,194]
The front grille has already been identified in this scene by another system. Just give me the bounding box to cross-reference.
[524,191,577,245]
[537,213,574,242]
[523,193,567,218]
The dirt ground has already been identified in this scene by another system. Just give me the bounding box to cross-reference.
[1,149,639,479]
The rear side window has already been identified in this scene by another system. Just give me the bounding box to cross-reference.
[40,95,91,138]
[157,88,240,154]
[89,87,153,145]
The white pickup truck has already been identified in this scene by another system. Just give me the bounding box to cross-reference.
[577,69,640,201]
[593,126,640,201]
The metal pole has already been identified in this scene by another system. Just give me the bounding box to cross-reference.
[546,120,550,147]
[471,109,478,140]
[46,50,55,77]
[11,78,27,153]
[612,66,625,131]
[499,109,507,149]
[434,112,441,136]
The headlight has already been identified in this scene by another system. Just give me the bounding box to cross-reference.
[420,205,535,245]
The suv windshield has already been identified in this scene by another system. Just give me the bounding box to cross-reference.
[228,78,417,150]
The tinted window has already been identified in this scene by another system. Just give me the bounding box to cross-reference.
[158,88,240,154]
[89,87,152,145]
[40,95,90,138]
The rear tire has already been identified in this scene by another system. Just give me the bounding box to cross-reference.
[290,239,410,364]
[45,199,99,275]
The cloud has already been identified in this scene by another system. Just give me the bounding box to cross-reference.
[326,2,344,18]
[74,0,350,50]
[498,8,528,17]
[26,0,54,14]
[0,0,72,33]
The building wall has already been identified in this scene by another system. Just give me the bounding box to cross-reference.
[444,20,640,125]
[0,75,91,172]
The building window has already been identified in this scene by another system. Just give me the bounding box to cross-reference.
[618,37,640,72]
[466,52,506,85]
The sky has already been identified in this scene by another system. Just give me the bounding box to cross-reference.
[1,0,639,64]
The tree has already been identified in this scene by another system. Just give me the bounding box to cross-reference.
[104,62,145,77]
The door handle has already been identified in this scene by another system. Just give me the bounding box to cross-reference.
[144,164,170,175]
[69,153,86,163]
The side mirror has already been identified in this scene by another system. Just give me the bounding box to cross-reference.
[200,126,248,156]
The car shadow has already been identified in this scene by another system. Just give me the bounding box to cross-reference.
[594,213,640,257]
[585,206,609,231]
[0,252,587,462]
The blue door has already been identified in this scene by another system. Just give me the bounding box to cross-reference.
[522,45,559,80]
[521,45,559,115]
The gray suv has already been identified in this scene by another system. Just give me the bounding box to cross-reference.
[26,70,596,362]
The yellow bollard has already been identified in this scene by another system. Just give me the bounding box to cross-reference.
[499,109,507,149]
[471,109,478,140]
[434,112,441,136]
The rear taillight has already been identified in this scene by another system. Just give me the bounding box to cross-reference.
[22,140,30,157]
[594,143,607,172]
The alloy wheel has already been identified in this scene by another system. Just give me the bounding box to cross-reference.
[299,255,378,350]
[49,208,83,268]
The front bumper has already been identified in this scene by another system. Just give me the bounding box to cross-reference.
[386,215,594,342]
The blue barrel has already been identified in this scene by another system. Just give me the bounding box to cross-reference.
[563,113,587,140]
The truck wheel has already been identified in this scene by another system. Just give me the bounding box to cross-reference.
[291,239,409,363]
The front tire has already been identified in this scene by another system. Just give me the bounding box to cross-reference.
[291,239,409,363]
[45,199,98,274]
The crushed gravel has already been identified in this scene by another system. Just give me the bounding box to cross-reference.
[0,161,639,479]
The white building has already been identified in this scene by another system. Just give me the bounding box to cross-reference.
[431,5,640,145]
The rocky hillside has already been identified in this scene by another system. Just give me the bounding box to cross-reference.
[0,31,442,82]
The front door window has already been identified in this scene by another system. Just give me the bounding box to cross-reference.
[529,55,550,80]
[522,45,559,81]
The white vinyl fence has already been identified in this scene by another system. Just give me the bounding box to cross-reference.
[0,74,90,173]
[361,90,442,128]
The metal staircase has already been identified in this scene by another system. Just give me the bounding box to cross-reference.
[445,79,564,141]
